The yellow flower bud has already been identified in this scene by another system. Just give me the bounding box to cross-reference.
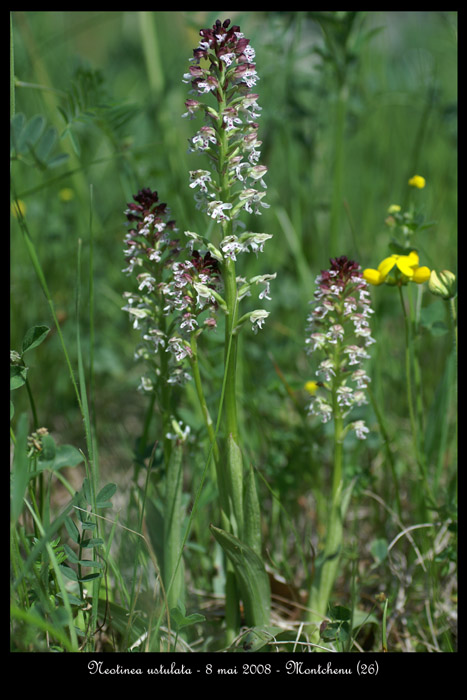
[408,174,426,189]
[428,269,457,299]
[387,204,401,213]
[304,380,319,395]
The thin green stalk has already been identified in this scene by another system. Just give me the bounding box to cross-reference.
[122,447,154,651]
[190,333,220,466]
[222,256,241,445]
[75,238,101,649]
[381,596,389,652]
[329,83,348,257]
[367,384,402,520]
[307,371,344,636]
[87,185,99,476]
[398,285,434,508]
[24,378,38,430]
[306,395,346,641]
[449,296,458,360]
[10,13,15,118]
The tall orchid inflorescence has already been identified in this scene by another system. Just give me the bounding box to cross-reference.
[182,17,275,335]
[305,256,375,441]
[121,19,273,639]
[122,188,223,392]
[180,18,272,635]
[305,256,375,640]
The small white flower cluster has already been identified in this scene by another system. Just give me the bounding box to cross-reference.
[123,189,223,389]
[305,257,375,439]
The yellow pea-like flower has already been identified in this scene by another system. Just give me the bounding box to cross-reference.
[364,251,430,286]
[363,268,385,285]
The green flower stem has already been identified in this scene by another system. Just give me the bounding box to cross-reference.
[222,257,240,442]
[307,343,347,645]
[449,296,458,360]
[331,394,344,501]
[215,59,252,641]
[367,384,402,520]
[398,286,435,509]
[189,334,220,467]
[220,230,244,645]
[216,61,243,522]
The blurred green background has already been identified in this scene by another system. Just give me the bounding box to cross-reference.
[11,11,457,489]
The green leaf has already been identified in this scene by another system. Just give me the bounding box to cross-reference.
[11,413,30,523]
[420,300,449,336]
[169,604,205,631]
[47,153,69,168]
[369,537,388,565]
[226,435,244,537]
[328,604,352,621]
[17,114,45,152]
[59,564,78,582]
[80,537,104,549]
[35,126,57,162]
[210,525,270,628]
[78,572,102,583]
[77,559,104,569]
[96,599,147,647]
[64,516,80,544]
[79,520,97,531]
[56,591,85,607]
[320,620,350,644]
[21,324,50,354]
[243,464,262,556]
[63,544,79,564]
[37,444,84,472]
[96,482,117,508]
[351,608,379,630]
[39,434,56,462]
[10,364,28,391]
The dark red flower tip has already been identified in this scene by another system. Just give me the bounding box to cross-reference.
[328,256,361,280]
[191,250,220,277]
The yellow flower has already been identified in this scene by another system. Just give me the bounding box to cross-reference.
[408,174,426,189]
[411,266,431,284]
[304,380,319,395]
[59,187,75,202]
[387,204,401,213]
[363,251,431,286]
[362,268,385,286]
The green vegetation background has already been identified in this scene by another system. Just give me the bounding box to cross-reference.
[11,11,457,650]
